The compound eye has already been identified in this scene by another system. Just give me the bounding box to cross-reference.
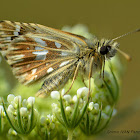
[100,45,111,55]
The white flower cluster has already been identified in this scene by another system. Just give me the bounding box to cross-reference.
[39,114,57,133]
[88,102,99,111]
[51,87,89,100]
[51,87,91,117]
[51,87,89,114]
[3,94,38,135]
[7,94,35,117]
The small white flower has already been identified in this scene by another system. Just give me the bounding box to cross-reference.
[51,91,60,100]
[8,128,17,136]
[20,107,27,116]
[22,99,27,107]
[112,109,117,116]
[88,102,94,111]
[65,106,71,113]
[51,103,59,112]
[40,116,46,125]
[14,96,22,104]
[101,112,109,119]
[47,114,52,120]
[27,97,35,104]
[105,105,111,113]
[51,103,58,108]
[72,95,77,103]
[7,94,15,103]
[77,87,89,98]
[93,103,99,110]
[7,105,15,113]
[51,115,55,121]
[61,89,65,96]
[63,95,71,102]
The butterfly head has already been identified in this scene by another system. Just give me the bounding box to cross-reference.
[98,39,119,59]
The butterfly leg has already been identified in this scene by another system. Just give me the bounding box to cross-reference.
[65,61,81,95]
[88,56,94,100]
[82,76,87,87]
[102,56,105,79]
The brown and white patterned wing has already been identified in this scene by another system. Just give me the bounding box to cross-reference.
[0,21,87,97]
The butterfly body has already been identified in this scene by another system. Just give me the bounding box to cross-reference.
[0,21,119,97]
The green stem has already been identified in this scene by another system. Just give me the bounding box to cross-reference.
[67,129,74,140]
[20,135,28,140]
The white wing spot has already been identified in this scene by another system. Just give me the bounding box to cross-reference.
[14,32,19,36]
[55,42,61,48]
[47,67,53,73]
[33,51,48,55]
[31,68,37,75]
[6,37,11,40]
[14,25,21,36]
[59,61,69,67]
[34,37,47,46]
[15,25,21,32]
[61,52,68,56]
[33,46,48,60]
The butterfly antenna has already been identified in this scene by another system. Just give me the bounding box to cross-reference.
[111,28,140,61]
[112,28,140,41]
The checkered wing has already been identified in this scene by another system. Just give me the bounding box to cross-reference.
[0,20,87,97]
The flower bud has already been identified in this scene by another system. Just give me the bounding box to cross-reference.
[77,87,88,98]
[27,97,35,105]
[63,95,71,102]
[14,96,21,104]
[51,103,59,113]
[51,91,60,100]
[8,128,17,136]
[7,105,15,113]
[93,103,99,110]
[88,102,94,111]
[112,109,117,116]
[20,107,28,117]
[22,99,27,107]
[7,94,15,103]
[65,106,72,113]
[61,89,65,96]
[72,95,78,103]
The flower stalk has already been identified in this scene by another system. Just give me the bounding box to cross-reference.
[67,129,74,140]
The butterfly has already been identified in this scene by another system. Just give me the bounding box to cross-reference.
[0,20,138,97]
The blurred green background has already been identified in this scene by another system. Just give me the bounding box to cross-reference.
[0,0,140,140]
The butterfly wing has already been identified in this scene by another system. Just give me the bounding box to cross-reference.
[0,21,87,97]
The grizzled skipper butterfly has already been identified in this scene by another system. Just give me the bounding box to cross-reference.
[0,21,139,97]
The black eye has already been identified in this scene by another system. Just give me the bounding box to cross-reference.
[100,45,111,55]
